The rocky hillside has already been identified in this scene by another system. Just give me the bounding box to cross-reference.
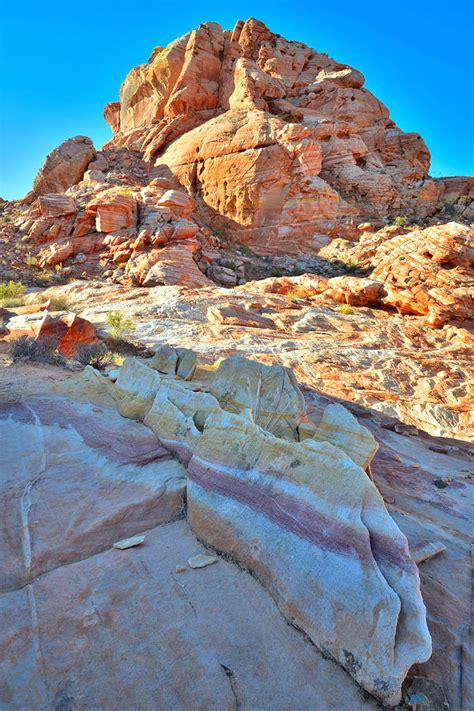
[0,17,473,711]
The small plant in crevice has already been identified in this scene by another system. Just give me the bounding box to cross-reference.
[106,311,135,340]
[342,259,364,273]
[221,260,237,270]
[237,244,255,257]
[48,296,71,312]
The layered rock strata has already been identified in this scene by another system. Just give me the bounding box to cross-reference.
[108,353,431,705]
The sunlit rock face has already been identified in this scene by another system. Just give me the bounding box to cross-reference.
[99,17,472,253]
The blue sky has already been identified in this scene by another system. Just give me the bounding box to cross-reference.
[1,0,473,199]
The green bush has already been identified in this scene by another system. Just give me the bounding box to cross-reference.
[0,281,26,306]
[0,280,25,300]
[237,244,255,257]
[106,311,135,339]
[394,215,407,227]
[221,260,237,270]
[48,296,70,311]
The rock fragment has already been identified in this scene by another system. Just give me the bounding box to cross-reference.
[113,535,146,550]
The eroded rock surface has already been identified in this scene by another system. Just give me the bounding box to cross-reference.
[33,136,96,196]
[187,410,430,706]
[99,18,471,249]
[0,355,472,710]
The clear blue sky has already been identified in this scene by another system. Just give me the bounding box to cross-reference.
[1,0,473,199]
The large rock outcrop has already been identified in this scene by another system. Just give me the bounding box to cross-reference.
[100,18,471,252]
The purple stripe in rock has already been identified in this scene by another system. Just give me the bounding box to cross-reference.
[188,458,415,573]
[24,398,173,466]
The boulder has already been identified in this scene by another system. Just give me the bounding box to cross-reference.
[209,354,305,440]
[33,136,96,195]
[144,380,221,462]
[114,358,162,420]
[36,312,97,358]
[148,345,197,380]
[57,313,97,358]
[156,189,196,216]
[187,409,432,706]
[324,276,386,307]
[303,402,378,469]
[37,194,77,218]
[130,242,211,288]
[207,303,276,329]
[89,192,137,233]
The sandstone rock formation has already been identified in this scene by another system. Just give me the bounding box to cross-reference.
[1,17,473,710]
[1,349,472,709]
[35,311,97,357]
[100,18,471,251]
[88,353,431,705]
[33,136,96,196]
[370,222,474,326]
[187,409,431,706]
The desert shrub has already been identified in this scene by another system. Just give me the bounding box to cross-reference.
[111,353,124,365]
[0,215,12,224]
[394,215,407,227]
[270,267,285,278]
[25,253,38,268]
[213,227,224,238]
[221,260,237,270]
[106,311,135,339]
[36,269,53,283]
[0,280,25,300]
[0,281,26,307]
[337,304,354,315]
[9,336,63,364]
[76,342,110,369]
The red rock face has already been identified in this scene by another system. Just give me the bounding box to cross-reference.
[33,136,96,196]
[97,18,470,252]
[36,311,97,357]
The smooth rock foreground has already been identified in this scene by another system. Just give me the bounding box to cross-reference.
[105,354,430,705]
[3,353,472,709]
